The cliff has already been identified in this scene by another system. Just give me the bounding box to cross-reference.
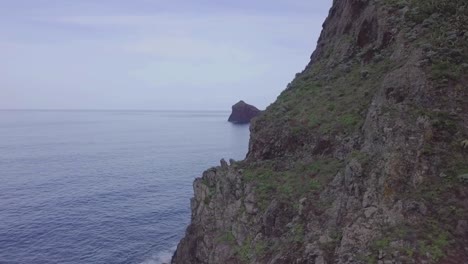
[173,0,468,263]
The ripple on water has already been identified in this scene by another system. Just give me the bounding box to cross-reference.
[0,110,249,264]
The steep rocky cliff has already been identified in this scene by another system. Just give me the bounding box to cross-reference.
[172,0,468,263]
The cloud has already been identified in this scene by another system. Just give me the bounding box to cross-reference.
[46,11,325,58]
[51,15,157,27]
[47,11,320,33]
[123,36,254,62]
[0,1,332,109]
[130,59,272,87]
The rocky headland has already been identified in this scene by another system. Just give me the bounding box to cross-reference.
[173,0,468,263]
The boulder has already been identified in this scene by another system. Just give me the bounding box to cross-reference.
[228,100,261,124]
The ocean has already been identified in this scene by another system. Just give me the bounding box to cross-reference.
[0,110,250,264]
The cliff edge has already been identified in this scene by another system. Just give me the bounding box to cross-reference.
[173,0,468,263]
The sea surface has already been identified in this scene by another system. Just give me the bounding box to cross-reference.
[0,110,250,264]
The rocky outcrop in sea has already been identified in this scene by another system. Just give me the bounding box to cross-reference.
[228,101,261,124]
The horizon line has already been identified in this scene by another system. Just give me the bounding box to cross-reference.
[0,108,232,112]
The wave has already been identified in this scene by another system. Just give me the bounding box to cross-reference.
[140,246,176,264]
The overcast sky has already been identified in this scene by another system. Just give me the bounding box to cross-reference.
[0,0,332,110]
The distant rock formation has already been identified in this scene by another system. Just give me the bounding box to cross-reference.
[228,100,260,124]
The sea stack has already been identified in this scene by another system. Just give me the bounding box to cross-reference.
[228,100,260,124]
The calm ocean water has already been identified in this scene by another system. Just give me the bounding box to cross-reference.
[0,110,250,264]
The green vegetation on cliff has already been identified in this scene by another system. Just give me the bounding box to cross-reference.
[172,1,468,263]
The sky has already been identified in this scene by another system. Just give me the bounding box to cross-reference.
[0,0,332,110]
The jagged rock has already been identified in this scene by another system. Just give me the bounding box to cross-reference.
[459,174,468,183]
[220,158,228,169]
[456,220,467,235]
[298,197,307,215]
[228,100,261,124]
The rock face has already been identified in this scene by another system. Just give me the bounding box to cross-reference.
[228,101,261,124]
[173,0,468,263]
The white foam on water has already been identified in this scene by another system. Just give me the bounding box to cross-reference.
[140,246,177,264]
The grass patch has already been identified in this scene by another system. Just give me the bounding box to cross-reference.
[235,237,268,262]
[217,231,236,245]
[243,158,344,210]
[338,113,362,128]
[290,223,305,243]
[431,60,462,80]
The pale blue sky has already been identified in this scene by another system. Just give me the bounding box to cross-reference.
[1,0,332,110]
